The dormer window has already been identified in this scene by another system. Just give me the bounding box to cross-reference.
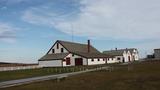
[57,43,59,49]
[52,49,55,53]
[61,48,64,53]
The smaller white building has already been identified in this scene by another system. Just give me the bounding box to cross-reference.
[103,48,139,63]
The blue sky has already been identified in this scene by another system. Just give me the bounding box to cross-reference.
[0,0,160,63]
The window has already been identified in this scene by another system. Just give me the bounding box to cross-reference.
[66,58,70,65]
[72,54,74,57]
[61,48,64,53]
[91,59,94,62]
[98,59,100,61]
[133,56,135,61]
[103,59,105,61]
[117,58,121,60]
[112,58,113,60]
[57,43,59,49]
[52,49,55,53]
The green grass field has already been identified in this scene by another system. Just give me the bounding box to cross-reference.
[0,65,106,82]
[3,60,160,90]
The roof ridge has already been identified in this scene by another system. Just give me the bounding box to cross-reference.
[57,40,87,46]
[104,48,136,52]
[57,40,100,53]
[48,52,69,55]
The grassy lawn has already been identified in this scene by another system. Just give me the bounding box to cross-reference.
[0,65,106,82]
[3,60,160,90]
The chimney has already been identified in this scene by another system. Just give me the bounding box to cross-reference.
[88,40,90,53]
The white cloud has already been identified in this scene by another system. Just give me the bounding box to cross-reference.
[0,22,17,43]
[22,0,160,40]
[4,0,29,5]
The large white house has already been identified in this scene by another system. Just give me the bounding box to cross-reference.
[39,40,113,67]
[103,48,139,63]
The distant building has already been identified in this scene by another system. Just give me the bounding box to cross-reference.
[38,40,113,67]
[154,49,160,59]
[147,55,155,59]
[103,48,139,63]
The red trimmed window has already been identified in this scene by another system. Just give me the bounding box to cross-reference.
[66,58,71,65]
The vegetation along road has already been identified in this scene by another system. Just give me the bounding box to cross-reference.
[0,66,109,88]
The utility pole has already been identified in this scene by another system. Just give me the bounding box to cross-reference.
[71,23,74,42]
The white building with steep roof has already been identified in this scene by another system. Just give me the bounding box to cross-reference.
[39,40,113,67]
[103,48,139,63]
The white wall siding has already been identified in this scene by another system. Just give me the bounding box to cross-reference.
[122,49,139,62]
[87,58,105,65]
[62,62,67,67]
[123,51,131,62]
[123,51,127,62]
[39,60,62,67]
[48,42,68,54]
[107,58,119,64]
[83,58,87,65]
[133,50,139,61]
[123,54,128,62]
[0,65,40,71]
[115,56,123,62]
[62,54,74,67]
[134,54,139,61]
[127,51,131,62]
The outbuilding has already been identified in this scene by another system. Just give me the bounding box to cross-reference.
[103,48,139,63]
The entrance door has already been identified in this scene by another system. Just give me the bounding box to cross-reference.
[75,58,83,66]
[122,57,125,63]
[128,56,131,62]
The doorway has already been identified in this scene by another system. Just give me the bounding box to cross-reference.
[128,56,131,62]
[122,57,125,63]
[75,58,83,66]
